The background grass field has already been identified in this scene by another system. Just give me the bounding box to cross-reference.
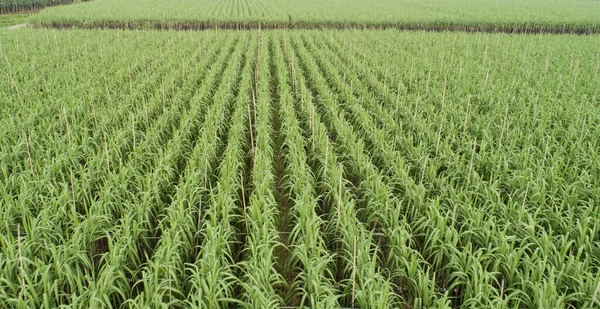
[0,13,31,27]
[29,0,600,32]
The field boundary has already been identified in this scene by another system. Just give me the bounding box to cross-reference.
[33,21,600,35]
[0,0,93,15]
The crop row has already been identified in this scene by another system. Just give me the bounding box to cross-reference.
[30,0,600,34]
[0,29,599,308]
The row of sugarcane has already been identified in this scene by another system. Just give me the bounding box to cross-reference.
[292,30,600,308]
[0,30,234,307]
[285,31,450,308]
[1,29,599,308]
[28,0,600,34]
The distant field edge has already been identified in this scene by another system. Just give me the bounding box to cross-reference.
[0,0,92,15]
[31,20,600,35]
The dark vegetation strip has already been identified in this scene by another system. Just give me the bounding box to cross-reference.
[33,20,600,35]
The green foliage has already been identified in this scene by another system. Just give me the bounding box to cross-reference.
[30,0,600,32]
[0,28,599,308]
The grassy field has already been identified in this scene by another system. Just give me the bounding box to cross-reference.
[0,13,31,27]
[1,28,599,308]
[30,0,600,32]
